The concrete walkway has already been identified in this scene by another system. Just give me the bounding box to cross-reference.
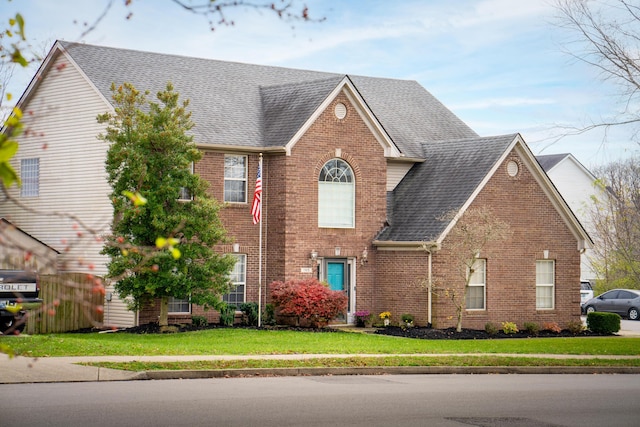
[2,351,640,384]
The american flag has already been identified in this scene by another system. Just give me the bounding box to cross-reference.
[251,163,262,224]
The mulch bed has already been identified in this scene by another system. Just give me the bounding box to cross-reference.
[74,323,611,338]
[374,326,609,339]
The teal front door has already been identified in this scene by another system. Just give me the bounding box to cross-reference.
[327,262,345,292]
[326,260,350,319]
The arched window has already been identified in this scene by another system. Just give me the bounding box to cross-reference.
[318,159,354,228]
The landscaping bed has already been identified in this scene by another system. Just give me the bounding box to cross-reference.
[374,326,609,339]
[98,323,611,338]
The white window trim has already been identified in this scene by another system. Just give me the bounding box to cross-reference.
[224,254,247,306]
[20,158,40,197]
[318,159,355,228]
[536,260,555,310]
[224,154,248,204]
[466,258,486,311]
[168,296,191,314]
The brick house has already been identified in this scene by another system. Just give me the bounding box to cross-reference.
[2,41,591,329]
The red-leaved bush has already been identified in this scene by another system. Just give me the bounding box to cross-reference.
[270,278,348,328]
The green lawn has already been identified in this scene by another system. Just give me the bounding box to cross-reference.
[4,328,640,358]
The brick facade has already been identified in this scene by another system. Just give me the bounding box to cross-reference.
[376,150,581,330]
[141,93,581,331]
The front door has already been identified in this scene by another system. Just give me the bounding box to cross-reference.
[325,259,350,320]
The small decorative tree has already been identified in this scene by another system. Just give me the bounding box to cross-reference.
[269,278,347,328]
[441,207,511,332]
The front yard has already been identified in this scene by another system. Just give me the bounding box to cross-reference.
[4,327,640,357]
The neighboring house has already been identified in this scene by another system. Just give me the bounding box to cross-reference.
[1,41,591,329]
[536,153,602,284]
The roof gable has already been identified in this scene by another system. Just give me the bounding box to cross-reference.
[376,134,517,243]
[537,153,597,181]
[376,136,593,249]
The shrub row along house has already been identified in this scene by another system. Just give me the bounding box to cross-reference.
[1,41,591,329]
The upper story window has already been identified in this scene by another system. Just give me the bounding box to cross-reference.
[536,260,555,309]
[318,158,354,228]
[224,155,247,203]
[466,258,486,310]
[20,158,39,197]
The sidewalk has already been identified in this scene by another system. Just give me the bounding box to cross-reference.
[3,351,640,384]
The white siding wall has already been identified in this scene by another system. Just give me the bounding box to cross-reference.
[387,161,414,191]
[546,157,602,282]
[1,53,135,327]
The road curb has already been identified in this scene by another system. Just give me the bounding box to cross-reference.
[143,365,640,380]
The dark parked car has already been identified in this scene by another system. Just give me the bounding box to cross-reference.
[581,289,640,320]
[0,270,42,333]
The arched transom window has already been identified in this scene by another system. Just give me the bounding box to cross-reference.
[318,158,355,228]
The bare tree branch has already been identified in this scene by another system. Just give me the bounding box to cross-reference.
[553,0,640,143]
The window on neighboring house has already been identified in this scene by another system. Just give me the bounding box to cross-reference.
[536,260,555,309]
[318,158,354,228]
[168,296,190,313]
[223,254,246,307]
[20,158,39,197]
[466,258,486,310]
[224,155,247,203]
[178,162,194,201]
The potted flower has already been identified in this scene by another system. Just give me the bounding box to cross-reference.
[379,311,391,326]
[354,310,371,327]
[401,313,414,328]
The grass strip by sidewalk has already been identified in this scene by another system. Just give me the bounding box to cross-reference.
[84,356,640,371]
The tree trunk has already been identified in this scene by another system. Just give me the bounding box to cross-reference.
[159,296,169,327]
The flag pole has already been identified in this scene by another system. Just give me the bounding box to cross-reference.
[257,154,263,327]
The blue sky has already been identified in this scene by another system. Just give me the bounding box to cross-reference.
[4,0,638,170]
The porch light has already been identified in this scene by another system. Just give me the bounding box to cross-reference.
[361,247,368,266]
[310,250,318,262]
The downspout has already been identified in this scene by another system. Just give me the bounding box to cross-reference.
[427,249,432,326]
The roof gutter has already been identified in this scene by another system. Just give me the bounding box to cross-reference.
[387,156,426,163]
[195,143,287,153]
[373,240,441,251]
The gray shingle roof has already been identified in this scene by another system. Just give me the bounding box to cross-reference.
[376,134,518,242]
[59,41,476,156]
[261,76,345,147]
[536,153,569,172]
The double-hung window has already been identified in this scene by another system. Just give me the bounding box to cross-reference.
[536,260,555,309]
[318,158,354,228]
[168,297,190,314]
[224,155,247,203]
[466,258,486,310]
[223,254,246,306]
[21,158,39,197]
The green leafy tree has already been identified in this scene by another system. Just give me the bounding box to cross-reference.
[99,82,235,327]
